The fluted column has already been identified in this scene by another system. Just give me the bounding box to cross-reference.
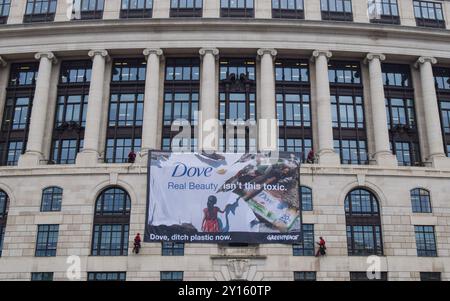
[311,50,340,165]
[18,52,57,167]
[199,48,219,152]
[415,56,448,168]
[258,48,278,152]
[365,53,397,166]
[141,48,164,154]
[76,50,109,166]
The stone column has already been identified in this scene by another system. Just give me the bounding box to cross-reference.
[255,0,272,19]
[18,52,57,167]
[6,0,27,24]
[76,50,109,166]
[311,50,340,165]
[415,56,449,168]
[0,57,8,128]
[199,48,219,152]
[203,0,220,18]
[257,48,278,152]
[365,53,397,167]
[141,48,164,155]
[304,0,322,20]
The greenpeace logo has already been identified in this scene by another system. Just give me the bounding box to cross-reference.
[171,162,213,177]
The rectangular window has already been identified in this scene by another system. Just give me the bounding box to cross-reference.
[321,0,353,21]
[392,141,421,166]
[87,272,126,281]
[420,272,441,281]
[31,272,54,281]
[278,138,312,162]
[294,271,316,281]
[162,58,200,152]
[35,225,59,257]
[41,188,63,212]
[368,0,399,24]
[24,0,57,22]
[55,95,89,128]
[331,95,364,129]
[112,60,147,82]
[346,225,382,256]
[434,67,450,157]
[350,272,388,281]
[0,0,11,24]
[334,139,368,165]
[161,271,184,281]
[300,186,313,211]
[60,61,92,84]
[272,0,304,19]
[293,224,314,256]
[415,225,437,257]
[0,64,37,166]
[162,242,185,256]
[447,144,450,157]
[413,0,445,28]
[91,224,129,256]
[329,62,360,84]
[170,0,202,17]
[120,0,152,18]
[72,0,104,20]
[385,98,416,129]
[221,0,254,18]
[106,138,141,163]
[52,139,83,164]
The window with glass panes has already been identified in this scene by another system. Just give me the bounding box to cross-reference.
[320,0,353,21]
[413,0,445,28]
[411,188,432,213]
[382,64,422,166]
[276,59,312,162]
[300,186,313,211]
[294,271,316,281]
[162,242,185,256]
[35,224,59,257]
[329,62,367,165]
[0,0,10,24]
[41,187,63,212]
[31,272,54,281]
[221,0,254,18]
[88,272,126,281]
[91,187,130,256]
[161,271,184,281]
[106,59,145,163]
[120,0,152,18]
[292,224,314,256]
[0,190,8,257]
[433,67,450,158]
[345,189,383,256]
[170,0,202,17]
[415,225,437,257]
[420,272,441,281]
[72,0,104,20]
[0,63,38,166]
[51,61,91,164]
[272,0,304,19]
[219,59,257,153]
[368,0,399,24]
[24,0,57,22]
[350,271,388,281]
[162,58,200,152]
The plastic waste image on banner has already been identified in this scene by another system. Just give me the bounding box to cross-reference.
[145,151,301,244]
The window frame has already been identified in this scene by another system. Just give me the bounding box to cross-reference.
[220,0,254,18]
[272,0,305,19]
[294,271,316,281]
[368,0,400,25]
[0,0,11,24]
[87,272,126,281]
[0,190,8,257]
[434,67,450,158]
[24,0,57,23]
[410,188,432,213]
[414,225,437,257]
[320,0,353,21]
[72,0,105,20]
[413,0,445,28]
[160,271,184,281]
[120,0,153,18]
[170,0,203,17]
[31,272,54,281]
[40,186,63,212]
[35,224,59,257]
[292,224,314,256]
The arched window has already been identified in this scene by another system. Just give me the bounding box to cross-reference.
[0,190,9,256]
[300,186,313,211]
[411,188,432,213]
[91,187,131,256]
[345,188,383,256]
[41,187,63,212]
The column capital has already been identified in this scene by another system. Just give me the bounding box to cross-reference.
[364,53,386,64]
[311,50,332,62]
[34,52,57,64]
[143,48,164,58]
[88,49,110,61]
[257,48,277,58]
[415,56,437,68]
[0,56,7,67]
[199,48,219,58]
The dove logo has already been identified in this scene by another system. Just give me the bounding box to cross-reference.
[171,162,213,177]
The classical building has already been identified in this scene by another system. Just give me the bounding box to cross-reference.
[0,0,450,281]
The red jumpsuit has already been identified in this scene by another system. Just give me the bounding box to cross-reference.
[202,207,220,232]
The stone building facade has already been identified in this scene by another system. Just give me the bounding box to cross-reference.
[0,0,450,281]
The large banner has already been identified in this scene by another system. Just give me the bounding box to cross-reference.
[145,152,301,244]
